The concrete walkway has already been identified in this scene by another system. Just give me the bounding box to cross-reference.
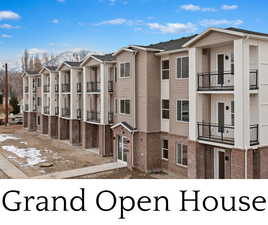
[0,152,28,179]
[33,161,127,179]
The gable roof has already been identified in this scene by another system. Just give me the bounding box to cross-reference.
[92,53,116,62]
[226,27,268,37]
[111,121,137,133]
[64,61,82,67]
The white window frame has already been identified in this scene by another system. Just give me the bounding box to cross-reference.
[161,59,170,80]
[176,100,189,122]
[161,99,170,120]
[161,139,169,161]
[176,56,189,79]
[176,143,188,167]
[119,99,131,115]
[119,62,130,78]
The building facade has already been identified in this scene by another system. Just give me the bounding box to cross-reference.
[22,27,268,179]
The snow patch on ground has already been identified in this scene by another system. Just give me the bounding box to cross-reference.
[20,141,28,145]
[1,145,46,167]
[0,134,20,142]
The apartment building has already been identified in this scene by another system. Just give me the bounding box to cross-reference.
[22,71,42,132]
[22,27,268,179]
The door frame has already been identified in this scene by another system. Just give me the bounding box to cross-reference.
[117,135,128,164]
[214,148,225,179]
[216,53,225,85]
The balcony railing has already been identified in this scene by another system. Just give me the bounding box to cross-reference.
[87,111,100,123]
[197,122,235,145]
[197,70,259,91]
[108,81,113,92]
[250,70,258,90]
[108,112,114,124]
[55,106,59,116]
[87,81,101,93]
[62,83,71,93]
[77,109,82,119]
[32,86,37,93]
[62,108,70,118]
[250,124,259,146]
[43,85,50,93]
[44,106,50,115]
[25,87,29,93]
[77,83,82,93]
[55,84,59,93]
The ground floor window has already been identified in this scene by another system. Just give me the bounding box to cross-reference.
[161,139,169,160]
[176,143,188,166]
[37,116,40,125]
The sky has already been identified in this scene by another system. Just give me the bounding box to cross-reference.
[0,0,267,67]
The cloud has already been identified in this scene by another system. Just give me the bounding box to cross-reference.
[0,11,20,20]
[1,34,12,38]
[181,4,217,12]
[28,48,47,55]
[96,18,127,25]
[147,22,197,34]
[222,5,238,10]
[200,19,243,27]
[51,19,60,24]
[57,0,65,2]
[0,24,19,29]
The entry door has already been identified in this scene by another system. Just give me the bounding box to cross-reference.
[214,149,225,179]
[218,102,225,133]
[117,136,128,163]
[218,54,224,85]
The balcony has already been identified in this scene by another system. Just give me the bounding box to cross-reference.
[197,122,259,146]
[32,86,37,93]
[55,106,59,116]
[24,87,29,93]
[55,84,59,93]
[43,85,50,93]
[108,112,114,124]
[87,111,100,123]
[62,83,70,93]
[44,106,50,115]
[77,83,82,93]
[108,81,113,92]
[62,108,70,118]
[87,81,100,93]
[197,70,258,91]
[77,109,82,119]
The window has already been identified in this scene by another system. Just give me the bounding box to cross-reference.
[37,78,41,87]
[162,100,169,119]
[114,66,118,82]
[177,57,189,78]
[162,139,169,160]
[120,99,130,114]
[37,116,40,125]
[120,63,130,78]
[37,97,41,106]
[231,53,234,74]
[176,144,188,166]
[115,99,118,114]
[231,101,235,126]
[177,100,189,122]
[161,60,169,80]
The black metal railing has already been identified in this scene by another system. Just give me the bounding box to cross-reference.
[62,83,71,93]
[87,111,100,123]
[25,87,29,93]
[55,84,59,93]
[43,85,50,93]
[77,83,82,93]
[62,108,70,118]
[197,71,234,91]
[87,81,101,92]
[108,81,113,92]
[77,109,82,119]
[197,122,235,145]
[250,124,259,146]
[108,112,114,124]
[44,106,50,115]
[250,70,258,90]
[55,106,59,116]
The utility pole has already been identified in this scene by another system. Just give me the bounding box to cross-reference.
[4,63,8,126]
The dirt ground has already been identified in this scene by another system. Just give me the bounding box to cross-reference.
[0,125,113,178]
[0,170,8,179]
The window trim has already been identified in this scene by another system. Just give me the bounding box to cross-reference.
[161,99,170,120]
[176,56,189,79]
[176,99,189,123]
[119,62,130,79]
[176,143,188,167]
[161,58,170,80]
[119,99,131,115]
[161,139,169,161]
